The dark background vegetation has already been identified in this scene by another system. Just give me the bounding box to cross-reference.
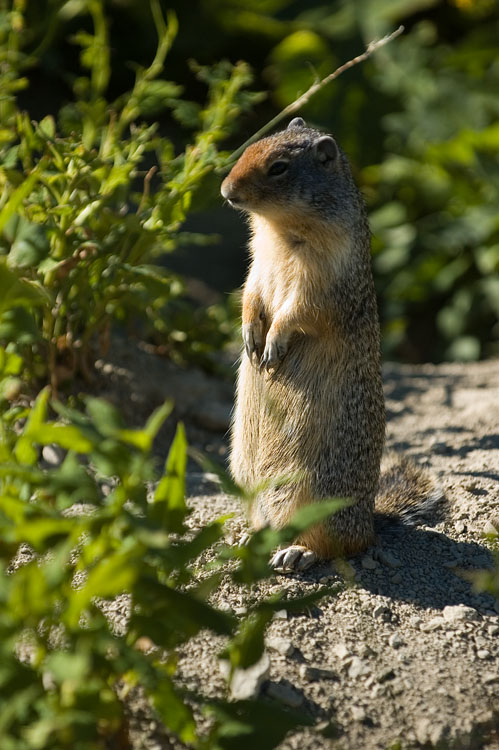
[1,4,498,746]
[18,0,499,364]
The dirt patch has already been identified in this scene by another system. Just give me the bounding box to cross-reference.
[93,342,499,749]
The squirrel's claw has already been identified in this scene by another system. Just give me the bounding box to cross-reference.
[260,335,288,372]
[242,322,264,365]
[238,531,251,547]
[270,545,317,572]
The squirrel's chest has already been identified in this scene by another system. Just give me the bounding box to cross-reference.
[251,233,325,312]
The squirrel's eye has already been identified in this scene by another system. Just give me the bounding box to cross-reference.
[267,160,289,177]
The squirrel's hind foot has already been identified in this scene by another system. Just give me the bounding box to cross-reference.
[270,545,317,572]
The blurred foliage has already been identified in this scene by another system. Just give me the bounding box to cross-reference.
[201,0,499,362]
[0,345,341,749]
[3,0,497,365]
[0,0,257,387]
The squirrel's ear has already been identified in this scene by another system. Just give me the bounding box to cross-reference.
[314,136,338,168]
[287,117,306,130]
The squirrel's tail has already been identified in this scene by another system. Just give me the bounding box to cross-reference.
[374,452,444,527]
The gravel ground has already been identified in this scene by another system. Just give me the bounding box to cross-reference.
[92,342,499,750]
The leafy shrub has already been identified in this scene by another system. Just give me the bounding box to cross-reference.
[0,1,256,387]
[364,14,499,362]
[0,351,342,749]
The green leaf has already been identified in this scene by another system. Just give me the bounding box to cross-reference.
[150,422,187,532]
[66,552,139,627]
[0,169,41,234]
[222,610,273,671]
[4,215,50,269]
[37,115,56,140]
[44,651,90,684]
[208,697,312,750]
[285,498,350,536]
[151,677,197,744]
[131,579,235,647]
[0,261,49,321]
[10,518,79,548]
[23,423,94,453]
[0,307,41,345]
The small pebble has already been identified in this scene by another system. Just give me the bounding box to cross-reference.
[220,653,270,700]
[476,649,491,660]
[420,617,445,632]
[373,605,393,621]
[376,549,402,567]
[362,556,378,570]
[484,519,498,535]
[266,681,303,708]
[442,605,479,623]
[350,706,366,722]
[333,642,350,660]
[273,609,288,620]
[348,657,371,679]
[389,633,405,649]
[42,444,65,467]
[266,637,294,657]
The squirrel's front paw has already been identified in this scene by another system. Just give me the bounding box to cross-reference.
[260,332,288,372]
[242,321,265,364]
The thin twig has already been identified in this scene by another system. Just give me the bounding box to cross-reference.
[225,25,404,167]
[137,166,158,214]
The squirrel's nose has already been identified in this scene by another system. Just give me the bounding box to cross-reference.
[221,178,238,202]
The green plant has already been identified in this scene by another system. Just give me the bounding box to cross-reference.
[0,0,258,387]
[364,14,499,362]
[0,371,343,749]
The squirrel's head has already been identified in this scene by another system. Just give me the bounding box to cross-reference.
[221,118,357,225]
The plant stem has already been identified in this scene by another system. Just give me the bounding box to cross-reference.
[223,25,405,167]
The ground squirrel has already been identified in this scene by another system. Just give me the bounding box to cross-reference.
[221,117,440,571]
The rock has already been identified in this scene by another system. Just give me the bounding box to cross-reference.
[332,642,350,660]
[373,605,393,621]
[266,681,303,708]
[389,633,405,649]
[42,444,65,467]
[476,649,491,660]
[266,636,294,656]
[220,653,270,700]
[420,616,445,632]
[375,549,402,567]
[442,605,479,623]
[484,519,498,535]
[361,556,378,570]
[391,572,402,584]
[487,624,499,636]
[299,665,339,682]
[350,706,366,721]
[272,609,288,620]
[454,521,467,533]
[415,718,431,744]
[483,672,499,684]
[348,657,371,679]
